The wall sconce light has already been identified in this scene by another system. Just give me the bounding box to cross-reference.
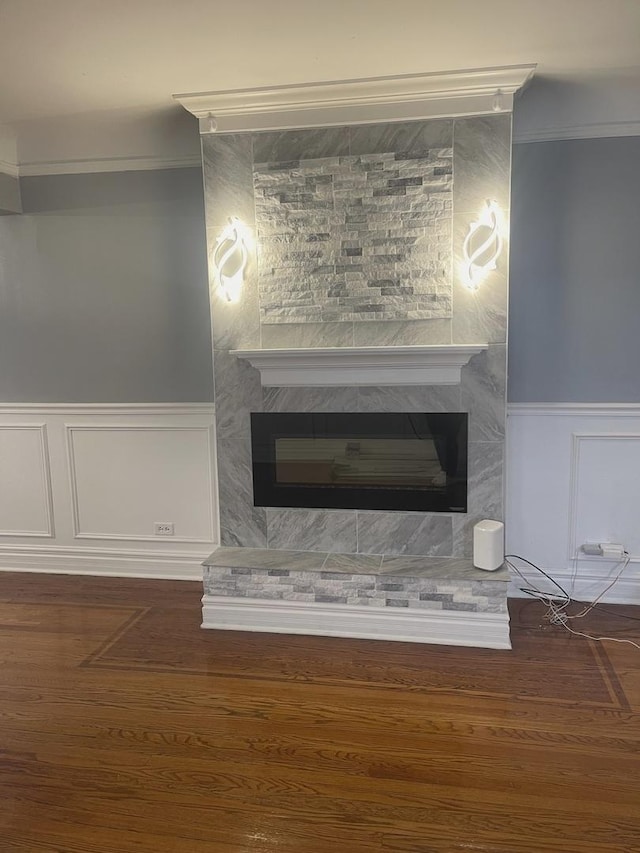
[213,217,249,303]
[462,200,504,291]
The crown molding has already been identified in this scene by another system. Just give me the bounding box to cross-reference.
[513,118,640,144]
[18,153,201,177]
[0,157,19,178]
[174,65,536,133]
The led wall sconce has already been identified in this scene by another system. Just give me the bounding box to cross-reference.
[213,217,249,302]
[462,200,504,290]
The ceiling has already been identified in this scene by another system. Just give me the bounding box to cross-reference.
[0,0,639,170]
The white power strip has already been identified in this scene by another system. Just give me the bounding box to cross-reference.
[581,542,626,559]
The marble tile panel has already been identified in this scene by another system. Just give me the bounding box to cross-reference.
[380,554,510,582]
[263,386,360,413]
[202,134,256,230]
[213,349,263,440]
[253,127,349,164]
[202,547,327,571]
[323,553,383,573]
[353,319,451,347]
[267,508,357,553]
[451,212,508,345]
[356,384,461,413]
[452,114,511,215]
[453,441,504,558]
[261,322,354,349]
[349,119,453,157]
[357,512,453,556]
[216,437,267,548]
[460,345,506,442]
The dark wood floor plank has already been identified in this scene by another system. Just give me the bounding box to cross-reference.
[0,570,639,852]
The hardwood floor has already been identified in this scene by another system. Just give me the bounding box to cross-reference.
[0,572,639,852]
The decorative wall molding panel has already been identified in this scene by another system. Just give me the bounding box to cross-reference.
[506,402,640,605]
[0,425,54,537]
[232,345,487,387]
[175,66,535,132]
[0,404,217,579]
[202,596,511,649]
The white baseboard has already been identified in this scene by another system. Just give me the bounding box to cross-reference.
[508,562,640,606]
[201,596,511,649]
[0,545,204,581]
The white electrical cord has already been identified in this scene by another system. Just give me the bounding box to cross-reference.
[506,553,640,651]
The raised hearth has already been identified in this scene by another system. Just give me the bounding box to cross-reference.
[202,547,510,649]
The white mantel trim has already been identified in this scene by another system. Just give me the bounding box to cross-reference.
[202,596,511,649]
[231,345,486,387]
[174,66,535,133]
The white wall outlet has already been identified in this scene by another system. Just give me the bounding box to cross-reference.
[154,522,174,536]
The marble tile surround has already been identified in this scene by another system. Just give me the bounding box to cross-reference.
[201,115,510,562]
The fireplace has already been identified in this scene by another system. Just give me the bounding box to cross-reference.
[250,412,467,513]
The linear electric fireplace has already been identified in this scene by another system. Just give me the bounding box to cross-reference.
[250,412,468,513]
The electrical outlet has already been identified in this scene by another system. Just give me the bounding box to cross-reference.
[154,522,174,536]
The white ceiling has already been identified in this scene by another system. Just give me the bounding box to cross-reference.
[0,0,639,170]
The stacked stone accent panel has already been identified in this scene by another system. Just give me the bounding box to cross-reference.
[203,564,507,614]
[253,149,453,324]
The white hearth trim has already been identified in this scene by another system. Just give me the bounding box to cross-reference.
[174,66,535,133]
[202,596,511,649]
[231,345,486,387]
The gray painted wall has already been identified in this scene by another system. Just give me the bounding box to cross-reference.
[0,168,213,402]
[509,136,640,402]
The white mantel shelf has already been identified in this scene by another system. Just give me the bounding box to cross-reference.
[231,345,487,387]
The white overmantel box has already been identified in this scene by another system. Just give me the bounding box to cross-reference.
[231,345,487,387]
[174,65,536,133]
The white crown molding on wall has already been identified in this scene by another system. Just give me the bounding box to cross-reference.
[513,119,640,144]
[174,66,536,133]
[18,154,202,177]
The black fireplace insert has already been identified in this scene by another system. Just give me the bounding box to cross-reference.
[250,412,467,513]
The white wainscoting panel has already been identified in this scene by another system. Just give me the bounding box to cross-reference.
[0,404,217,579]
[507,404,640,604]
[67,425,215,542]
[0,425,54,537]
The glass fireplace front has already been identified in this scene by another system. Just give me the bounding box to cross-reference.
[250,412,467,512]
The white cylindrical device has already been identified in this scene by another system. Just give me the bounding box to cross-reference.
[473,519,505,571]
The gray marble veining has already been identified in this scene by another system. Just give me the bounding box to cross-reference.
[356,383,461,413]
[357,512,453,557]
[452,115,511,215]
[202,134,256,230]
[352,318,452,347]
[380,554,509,582]
[216,437,267,548]
[203,547,326,572]
[460,345,506,441]
[261,321,354,349]
[213,349,263,439]
[267,508,357,553]
[453,441,504,558]
[263,385,360,413]
[253,127,350,164]
[349,119,453,157]
[323,552,384,572]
